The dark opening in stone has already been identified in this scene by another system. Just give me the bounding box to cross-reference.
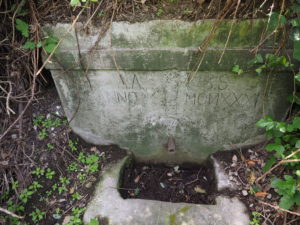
[119,159,217,204]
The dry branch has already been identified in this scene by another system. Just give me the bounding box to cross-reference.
[0,207,24,219]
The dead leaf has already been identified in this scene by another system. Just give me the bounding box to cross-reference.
[232,155,238,163]
[90,147,97,152]
[254,192,268,198]
[0,161,8,166]
[0,151,10,159]
[134,175,141,183]
[247,171,256,185]
[196,0,205,4]
[194,186,206,194]
[246,160,256,167]
[69,187,75,194]
[141,0,146,4]
[62,216,70,225]
[240,154,245,162]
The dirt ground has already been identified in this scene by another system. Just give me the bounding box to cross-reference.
[0,0,298,224]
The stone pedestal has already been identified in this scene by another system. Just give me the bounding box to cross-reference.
[44,20,293,163]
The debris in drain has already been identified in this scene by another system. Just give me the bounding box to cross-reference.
[120,162,216,204]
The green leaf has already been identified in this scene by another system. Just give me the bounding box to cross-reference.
[46,36,59,44]
[287,125,295,133]
[293,28,300,42]
[268,12,287,31]
[254,54,264,63]
[293,117,300,129]
[266,143,285,154]
[262,156,276,172]
[70,0,81,6]
[88,218,99,225]
[36,41,42,48]
[256,117,274,128]
[294,193,300,205]
[295,74,300,82]
[279,195,294,210]
[255,67,262,74]
[291,19,300,27]
[291,3,300,13]
[232,65,243,75]
[293,40,300,61]
[44,43,56,53]
[296,140,300,148]
[276,122,287,133]
[21,41,36,50]
[15,19,29,37]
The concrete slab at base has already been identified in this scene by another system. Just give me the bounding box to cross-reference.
[84,157,249,225]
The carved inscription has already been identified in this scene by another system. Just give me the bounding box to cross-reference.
[109,73,261,109]
[185,92,259,107]
[115,91,138,104]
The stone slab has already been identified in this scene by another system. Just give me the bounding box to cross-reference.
[52,69,292,163]
[43,19,275,51]
[83,157,249,225]
[47,48,295,71]
[44,20,294,163]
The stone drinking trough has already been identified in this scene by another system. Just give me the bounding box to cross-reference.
[43,19,293,225]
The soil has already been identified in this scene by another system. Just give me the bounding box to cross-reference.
[1,85,128,225]
[1,0,299,224]
[120,161,216,204]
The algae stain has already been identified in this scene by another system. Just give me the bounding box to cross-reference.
[169,206,192,225]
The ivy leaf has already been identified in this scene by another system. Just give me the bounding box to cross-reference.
[255,54,264,63]
[292,117,300,129]
[256,116,275,130]
[293,40,300,61]
[265,143,285,155]
[36,41,42,48]
[268,12,287,31]
[279,195,294,210]
[70,0,81,6]
[291,19,300,27]
[296,140,300,148]
[21,41,36,50]
[44,43,56,53]
[232,65,243,75]
[46,36,59,44]
[294,193,300,205]
[15,18,29,37]
[255,67,262,74]
[262,156,276,172]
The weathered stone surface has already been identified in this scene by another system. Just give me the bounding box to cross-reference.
[83,157,249,225]
[44,20,293,163]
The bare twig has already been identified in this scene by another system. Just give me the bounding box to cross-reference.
[0,207,24,219]
[259,201,300,217]
[83,0,104,28]
[256,149,300,184]
[34,8,85,78]
[218,0,241,64]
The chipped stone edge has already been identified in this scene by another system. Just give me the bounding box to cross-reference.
[211,156,237,191]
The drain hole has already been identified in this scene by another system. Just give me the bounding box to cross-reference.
[119,159,216,205]
[168,148,175,153]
